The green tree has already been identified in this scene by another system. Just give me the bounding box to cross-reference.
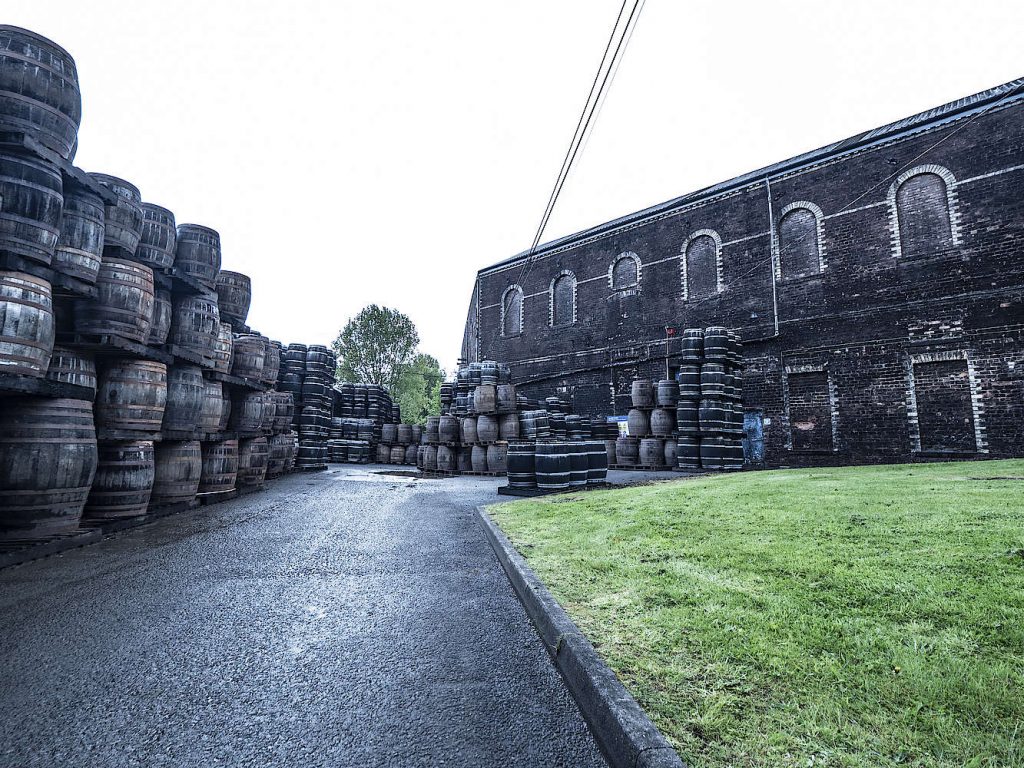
[332,305,419,392]
[394,353,444,425]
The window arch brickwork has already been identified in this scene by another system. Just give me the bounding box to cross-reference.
[776,201,825,278]
[608,251,641,291]
[500,284,523,337]
[888,164,961,259]
[549,270,577,327]
[681,229,723,300]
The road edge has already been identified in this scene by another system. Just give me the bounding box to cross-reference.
[476,505,686,768]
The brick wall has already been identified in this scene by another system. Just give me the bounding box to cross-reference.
[464,82,1024,467]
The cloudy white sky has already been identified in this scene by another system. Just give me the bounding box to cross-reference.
[9,1,1022,372]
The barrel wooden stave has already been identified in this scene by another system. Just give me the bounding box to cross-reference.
[83,439,155,520]
[0,149,63,265]
[200,439,238,493]
[0,270,54,376]
[74,257,154,342]
[214,270,251,328]
[175,224,221,290]
[162,364,205,431]
[94,359,167,431]
[88,174,143,257]
[45,345,96,397]
[151,440,201,504]
[136,203,176,269]
[53,187,104,283]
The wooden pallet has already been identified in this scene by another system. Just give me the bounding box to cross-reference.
[206,370,268,391]
[157,343,216,370]
[0,371,93,400]
[460,470,506,477]
[497,481,615,497]
[160,429,204,442]
[56,331,174,365]
[197,489,238,505]
[609,464,674,471]
[418,469,460,478]
[96,428,161,442]
[0,251,99,299]
[0,131,119,204]
[0,529,102,570]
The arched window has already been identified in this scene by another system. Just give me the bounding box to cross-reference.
[549,271,576,327]
[609,252,641,291]
[889,165,960,259]
[500,285,523,337]
[682,230,722,300]
[778,202,824,278]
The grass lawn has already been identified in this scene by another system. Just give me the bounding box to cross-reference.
[487,460,1024,768]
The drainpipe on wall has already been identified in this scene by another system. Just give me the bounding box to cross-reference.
[765,178,780,337]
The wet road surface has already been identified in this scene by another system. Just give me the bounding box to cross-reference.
[0,466,608,767]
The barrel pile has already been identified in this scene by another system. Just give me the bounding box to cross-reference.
[615,377,682,469]
[0,26,311,545]
[277,344,335,471]
[328,383,398,464]
[673,327,745,470]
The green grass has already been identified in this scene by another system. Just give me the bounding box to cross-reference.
[487,460,1024,768]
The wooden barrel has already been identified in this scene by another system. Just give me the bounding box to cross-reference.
[83,440,155,520]
[75,257,154,342]
[272,391,294,433]
[237,437,269,487]
[425,416,440,443]
[381,423,397,444]
[604,439,617,467]
[174,224,221,290]
[217,385,232,431]
[88,174,143,257]
[169,293,219,360]
[0,150,63,266]
[162,364,204,431]
[676,400,700,435]
[199,378,224,433]
[411,424,422,444]
[211,322,233,374]
[639,438,665,467]
[263,340,281,385]
[507,443,535,488]
[615,436,639,466]
[267,434,292,477]
[151,440,201,504]
[699,436,726,470]
[703,327,730,363]
[95,360,167,431]
[473,384,496,414]
[231,334,265,379]
[486,442,508,474]
[53,187,104,283]
[376,443,390,463]
[587,441,608,484]
[650,408,675,437]
[0,271,54,376]
[677,436,701,469]
[678,364,701,399]
[146,289,172,346]
[454,446,471,472]
[496,383,516,413]
[436,444,455,471]
[460,416,477,444]
[476,414,499,443]
[656,379,680,407]
[0,26,81,158]
[479,360,499,386]
[700,363,728,397]
[631,378,654,408]
[45,345,96,396]
[136,203,176,269]
[698,398,729,435]
[397,423,412,445]
[0,397,97,539]
[535,443,569,490]
[388,445,404,464]
[727,369,743,401]
[438,415,459,443]
[722,438,744,470]
[663,439,678,468]
[626,408,649,437]
[680,328,704,362]
[215,270,251,328]
[199,439,238,493]
[230,390,269,433]
[498,413,519,440]
[422,444,437,471]
[471,444,488,472]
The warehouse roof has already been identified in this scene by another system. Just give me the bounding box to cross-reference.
[478,77,1024,277]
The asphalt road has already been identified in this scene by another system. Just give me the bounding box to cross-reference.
[0,466,608,768]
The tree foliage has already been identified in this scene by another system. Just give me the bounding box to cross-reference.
[394,353,444,425]
[333,305,419,393]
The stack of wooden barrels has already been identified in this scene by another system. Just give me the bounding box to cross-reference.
[327,383,398,464]
[374,421,420,466]
[674,326,745,470]
[614,378,680,469]
[277,344,335,471]
[0,25,306,544]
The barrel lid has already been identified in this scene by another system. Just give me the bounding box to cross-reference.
[177,223,221,239]
[140,202,175,219]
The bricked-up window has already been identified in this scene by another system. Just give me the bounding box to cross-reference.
[611,253,640,290]
[913,359,976,452]
[501,285,523,337]
[896,173,954,258]
[550,272,576,326]
[684,234,719,300]
[787,371,833,451]
[779,207,821,277]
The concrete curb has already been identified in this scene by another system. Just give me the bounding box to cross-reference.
[477,506,686,768]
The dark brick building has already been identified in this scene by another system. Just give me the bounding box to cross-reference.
[462,78,1024,466]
